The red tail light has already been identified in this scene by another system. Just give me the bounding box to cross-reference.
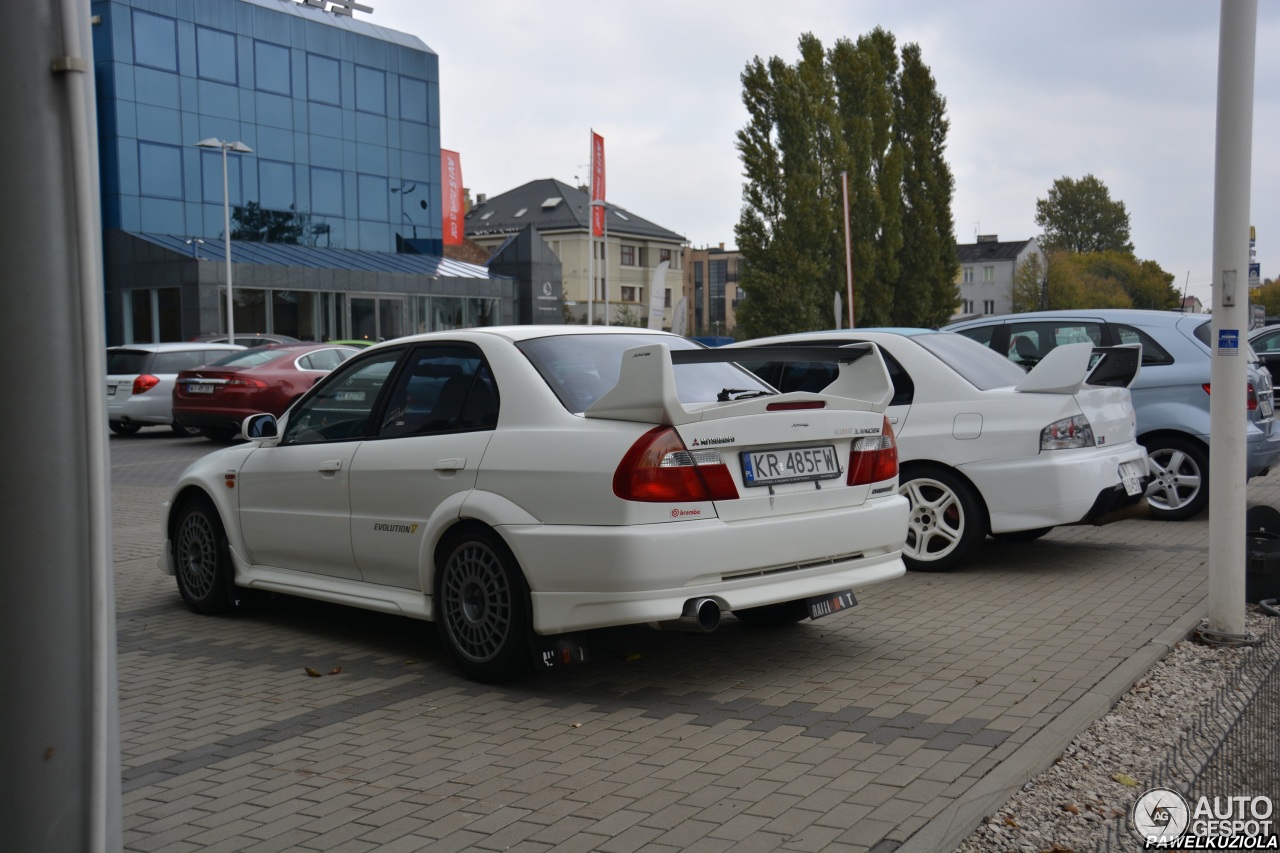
[766,401,826,411]
[847,416,898,486]
[1203,382,1260,411]
[613,426,739,502]
[226,377,268,389]
[132,374,160,395]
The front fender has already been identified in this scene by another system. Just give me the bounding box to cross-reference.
[158,443,259,577]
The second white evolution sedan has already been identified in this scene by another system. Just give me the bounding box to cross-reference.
[159,327,910,681]
[729,330,1153,572]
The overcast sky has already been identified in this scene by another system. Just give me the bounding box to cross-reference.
[368,0,1277,305]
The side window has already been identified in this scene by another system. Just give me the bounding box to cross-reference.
[1112,324,1173,366]
[1251,332,1280,354]
[299,348,345,371]
[377,345,500,439]
[881,352,915,406]
[953,324,998,349]
[282,351,402,445]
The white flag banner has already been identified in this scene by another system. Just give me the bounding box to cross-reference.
[834,292,843,329]
[647,260,669,330]
[670,297,689,337]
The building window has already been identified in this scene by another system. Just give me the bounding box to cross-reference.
[355,65,387,115]
[963,299,974,314]
[258,160,295,212]
[254,41,291,96]
[132,11,177,72]
[358,174,389,221]
[620,245,636,266]
[399,77,428,124]
[665,289,672,308]
[307,54,341,106]
[138,142,183,200]
[963,266,973,283]
[709,259,728,325]
[659,248,672,264]
[983,266,995,283]
[201,150,243,206]
[621,286,637,303]
[196,27,237,84]
[983,300,995,314]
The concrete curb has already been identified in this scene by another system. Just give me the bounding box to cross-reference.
[898,601,1207,853]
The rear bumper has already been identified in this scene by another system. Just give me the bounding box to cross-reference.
[1246,419,1280,479]
[500,495,909,635]
[962,443,1150,534]
[107,394,173,427]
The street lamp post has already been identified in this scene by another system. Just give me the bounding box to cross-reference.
[195,138,253,343]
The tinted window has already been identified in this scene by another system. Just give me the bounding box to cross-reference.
[1112,324,1174,366]
[133,11,177,72]
[310,167,344,215]
[254,41,291,95]
[138,142,183,199]
[283,351,401,445]
[399,77,428,123]
[518,335,770,414]
[355,65,386,114]
[106,350,148,374]
[1192,319,1212,348]
[201,150,243,205]
[953,324,996,348]
[307,54,341,105]
[912,333,1028,390]
[196,27,237,84]
[152,351,214,373]
[378,346,499,438]
[742,340,914,406]
[258,160,295,212]
[298,348,354,371]
[1006,321,1102,366]
[210,349,289,368]
[1253,331,1280,354]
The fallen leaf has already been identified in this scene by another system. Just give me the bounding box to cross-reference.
[304,667,322,677]
[1002,815,1019,828]
[328,666,343,675]
[624,653,642,662]
[1061,803,1080,815]
[1112,773,1139,787]
[1039,845,1074,853]
[570,722,582,728]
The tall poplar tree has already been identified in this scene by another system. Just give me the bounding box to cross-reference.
[734,31,958,338]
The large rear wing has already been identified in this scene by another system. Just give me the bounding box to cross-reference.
[1015,343,1142,394]
[584,343,893,426]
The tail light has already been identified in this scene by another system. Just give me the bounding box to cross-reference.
[1202,382,1260,411]
[614,426,739,502]
[847,416,898,486]
[226,377,268,389]
[132,374,160,395]
[1041,414,1095,450]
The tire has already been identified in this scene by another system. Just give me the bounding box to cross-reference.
[109,422,141,436]
[435,528,531,682]
[899,467,986,573]
[733,600,809,628]
[173,495,237,614]
[1144,437,1209,521]
[171,420,201,437]
[991,527,1052,543]
[201,427,238,443]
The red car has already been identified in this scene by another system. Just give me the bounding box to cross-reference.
[173,343,360,441]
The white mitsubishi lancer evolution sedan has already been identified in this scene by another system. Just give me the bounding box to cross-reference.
[159,326,909,681]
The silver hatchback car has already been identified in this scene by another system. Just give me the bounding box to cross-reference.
[106,342,243,435]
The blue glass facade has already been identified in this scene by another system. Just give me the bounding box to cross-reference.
[91,0,443,254]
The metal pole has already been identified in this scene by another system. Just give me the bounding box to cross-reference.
[1,0,121,849]
[1207,0,1257,638]
[222,144,234,343]
[842,171,854,329]
[603,206,610,326]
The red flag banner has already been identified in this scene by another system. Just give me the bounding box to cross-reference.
[441,149,464,246]
[590,131,606,237]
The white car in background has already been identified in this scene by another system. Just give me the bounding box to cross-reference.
[106,342,244,435]
[730,330,1151,572]
[159,326,909,681]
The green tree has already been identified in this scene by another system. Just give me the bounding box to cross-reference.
[734,30,956,338]
[1034,174,1134,254]
[1012,252,1049,312]
[1251,278,1280,317]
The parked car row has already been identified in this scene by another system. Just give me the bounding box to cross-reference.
[142,310,1277,683]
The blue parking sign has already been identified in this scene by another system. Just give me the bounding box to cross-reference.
[1217,329,1239,357]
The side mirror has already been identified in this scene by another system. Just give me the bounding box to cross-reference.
[241,413,278,440]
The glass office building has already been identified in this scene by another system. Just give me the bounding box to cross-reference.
[91,0,510,344]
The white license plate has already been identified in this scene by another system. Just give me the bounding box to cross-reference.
[806,590,857,620]
[188,384,216,395]
[1261,393,1274,419]
[1119,460,1144,497]
[741,445,841,487]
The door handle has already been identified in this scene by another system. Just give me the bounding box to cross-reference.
[435,458,466,471]
[318,460,342,472]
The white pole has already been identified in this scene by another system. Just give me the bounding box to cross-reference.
[842,171,854,329]
[1207,0,1257,638]
[221,144,234,343]
[603,206,610,326]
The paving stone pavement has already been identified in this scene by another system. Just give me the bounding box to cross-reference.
[108,429,1274,852]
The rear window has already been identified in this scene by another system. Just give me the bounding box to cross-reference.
[151,350,217,374]
[518,334,771,413]
[106,350,148,374]
[209,349,291,368]
[911,333,1029,390]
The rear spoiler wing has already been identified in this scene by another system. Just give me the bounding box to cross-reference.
[1015,343,1142,394]
[584,343,893,426]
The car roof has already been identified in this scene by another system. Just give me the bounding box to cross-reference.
[107,342,243,353]
[948,309,1206,327]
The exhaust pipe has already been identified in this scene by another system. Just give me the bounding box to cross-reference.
[651,598,722,633]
